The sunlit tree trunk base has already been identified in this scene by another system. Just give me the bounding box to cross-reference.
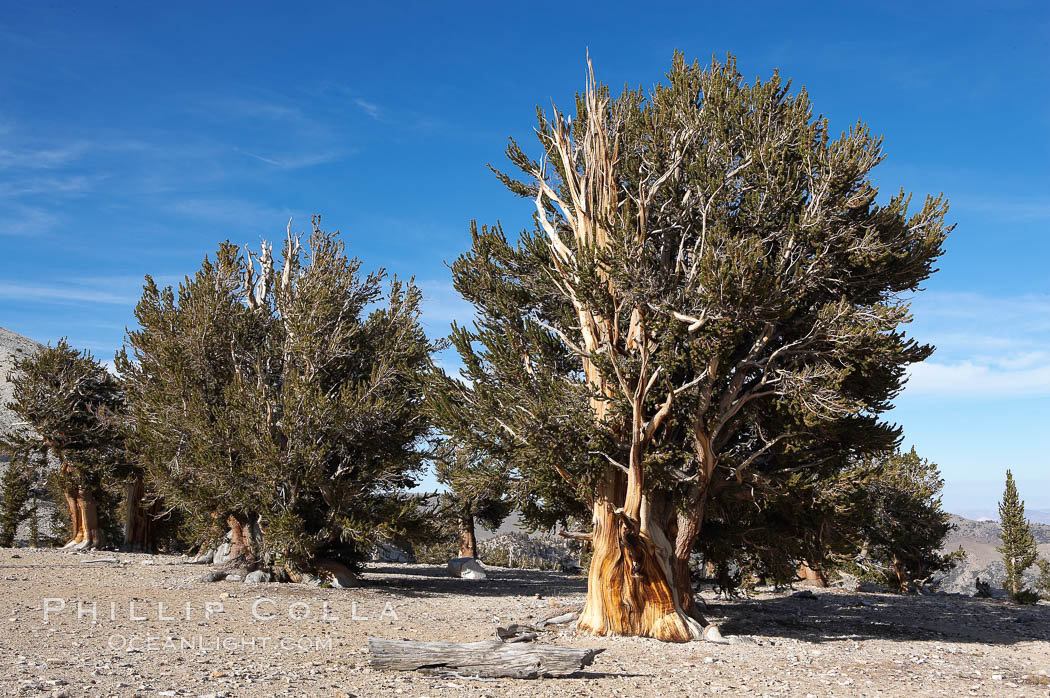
[457,509,478,559]
[63,486,104,549]
[576,498,704,643]
[227,514,253,561]
[797,563,827,587]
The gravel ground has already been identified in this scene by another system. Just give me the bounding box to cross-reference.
[2,548,1049,697]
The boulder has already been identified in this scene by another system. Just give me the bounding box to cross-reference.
[703,624,728,644]
[191,549,215,565]
[447,557,487,580]
[857,580,888,593]
[212,542,233,565]
[244,570,272,583]
[200,569,226,583]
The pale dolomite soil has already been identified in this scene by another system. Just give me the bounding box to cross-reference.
[2,548,1049,697]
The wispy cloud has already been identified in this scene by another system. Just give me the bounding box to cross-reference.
[0,272,185,309]
[0,281,139,306]
[0,174,94,199]
[0,204,62,236]
[902,291,1050,399]
[165,197,297,229]
[951,196,1050,222]
[354,98,382,120]
[906,358,1050,398]
[236,148,339,170]
[0,143,91,170]
[211,98,313,125]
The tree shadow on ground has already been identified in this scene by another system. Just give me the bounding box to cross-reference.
[710,589,1050,645]
[360,563,587,599]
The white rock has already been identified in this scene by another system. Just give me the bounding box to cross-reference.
[447,557,487,580]
[212,542,232,565]
[703,624,728,644]
[191,550,215,565]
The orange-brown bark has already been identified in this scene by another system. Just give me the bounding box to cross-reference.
[576,474,703,642]
[457,505,478,559]
[64,484,104,549]
[227,513,254,561]
[673,499,707,623]
[123,477,157,552]
[797,562,828,587]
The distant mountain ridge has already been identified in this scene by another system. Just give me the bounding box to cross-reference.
[0,325,45,453]
[935,514,1050,594]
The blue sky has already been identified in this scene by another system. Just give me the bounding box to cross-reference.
[1,1,1047,515]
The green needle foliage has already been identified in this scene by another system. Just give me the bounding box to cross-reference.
[1035,558,1050,600]
[997,469,1037,596]
[0,458,32,546]
[427,439,513,559]
[856,447,960,591]
[118,218,435,571]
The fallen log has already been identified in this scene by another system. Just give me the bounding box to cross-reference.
[368,637,604,679]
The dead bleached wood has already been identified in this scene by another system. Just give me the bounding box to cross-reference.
[536,609,581,628]
[496,624,538,643]
[368,637,604,679]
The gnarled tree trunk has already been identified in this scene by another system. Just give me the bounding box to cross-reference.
[672,493,708,624]
[576,472,704,642]
[532,61,709,642]
[456,503,478,559]
[797,562,828,587]
[63,485,104,549]
[59,460,104,549]
[123,476,157,552]
[227,512,256,561]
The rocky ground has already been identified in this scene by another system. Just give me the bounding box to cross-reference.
[2,548,1049,697]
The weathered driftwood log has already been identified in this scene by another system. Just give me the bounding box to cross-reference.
[368,638,604,679]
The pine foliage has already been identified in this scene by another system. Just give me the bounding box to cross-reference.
[0,458,32,546]
[856,448,959,590]
[117,218,435,569]
[997,469,1037,595]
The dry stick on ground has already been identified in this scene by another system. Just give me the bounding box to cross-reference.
[368,638,604,679]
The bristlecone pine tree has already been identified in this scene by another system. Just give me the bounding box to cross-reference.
[446,53,950,641]
[117,218,434,573]
[429,440,512,559]
[856,447,960,591]
[1,340,126,549]
[997,469,1037,595]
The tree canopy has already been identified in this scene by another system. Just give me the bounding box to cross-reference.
[443,52,951,640]
[117,219,435,571]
